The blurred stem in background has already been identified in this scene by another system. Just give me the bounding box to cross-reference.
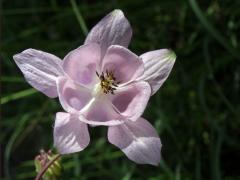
[189,0,240,61]
[70,0,88,36]
[1,88,37,105]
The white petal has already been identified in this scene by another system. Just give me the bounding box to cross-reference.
[54,112,90,154]
[56,76,92,113]
[101,45,144,84]
[62,43,101,88]
[79,98,124,126]
[108,117,162,166]
[109,81,151,121]
[13,49,64,98]
[138,49,176,95]
[84,9,132,57]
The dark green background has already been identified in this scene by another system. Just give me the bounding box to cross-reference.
[1,0,240,179]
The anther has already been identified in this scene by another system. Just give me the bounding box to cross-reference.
[96,69,119,94]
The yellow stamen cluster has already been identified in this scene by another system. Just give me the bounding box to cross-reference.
[96,70,120,94]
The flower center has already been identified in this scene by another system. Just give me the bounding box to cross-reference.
[96,70,120,95]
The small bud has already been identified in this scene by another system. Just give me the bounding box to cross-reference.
[34,149,61,180]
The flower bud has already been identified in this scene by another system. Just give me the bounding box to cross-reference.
[34,149,61,180]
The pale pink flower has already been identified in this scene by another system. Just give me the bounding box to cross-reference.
[13,9,176,165]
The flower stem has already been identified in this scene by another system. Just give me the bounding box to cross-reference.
[70,0,88,36]
[35,154,61,180]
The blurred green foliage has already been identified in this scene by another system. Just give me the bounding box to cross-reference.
[1,0,240,179]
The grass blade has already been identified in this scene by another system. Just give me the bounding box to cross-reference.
[1,88,37,105]
[4,115,30,179]
[189,0,240,61]
[70,0,88,36]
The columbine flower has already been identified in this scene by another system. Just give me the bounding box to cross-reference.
[13,9,176,166]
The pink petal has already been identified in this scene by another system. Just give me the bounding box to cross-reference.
[63,43,101,88]
[57,77,92,113]
[137,49,176,95]
[84,9,132,57]
[108,117,161,166]
[109,81,151,121]
[54,112,90,154]
[13,49,64,98]
[101,45,144,84]
[80,98,124,126]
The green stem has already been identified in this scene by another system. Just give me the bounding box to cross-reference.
[1,88,37,105]
[189,0,240,60]
[70,0,88,36]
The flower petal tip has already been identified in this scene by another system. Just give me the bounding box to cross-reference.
[168,49,177,61]
[13,52,22,61]
[112,9,124,16]
[13,54,18,61]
